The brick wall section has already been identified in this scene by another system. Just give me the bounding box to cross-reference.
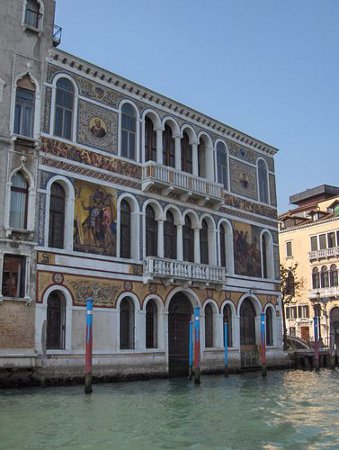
[0,302,35,348]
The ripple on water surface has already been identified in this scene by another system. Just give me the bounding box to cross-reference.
[1,370,339,450]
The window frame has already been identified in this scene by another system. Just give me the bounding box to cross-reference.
[257,158,269,204]
[48,182,66,249]
[121,102,137,161]
[53,76,75,141]
[2,254,26,299]
[9,171,29,230]
[216,141,228,190]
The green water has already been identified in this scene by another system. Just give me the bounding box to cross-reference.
[1,370,339,450]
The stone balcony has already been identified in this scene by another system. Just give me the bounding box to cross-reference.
[142,162,224,209]
[309,247,339,261]
[143,257,225,286]
[309,286,339,299]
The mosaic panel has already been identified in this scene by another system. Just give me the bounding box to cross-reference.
[229,158,257,200]
[273,245,280,280]
[39,169,54,189]
[41,158,141,191]
[269,173,277,206]
[227,140,274,172]
[40,137,142,180]
[43,87,51,133]
[74,179,117,256]
[37,193,46,246]
[77,99,118,153]
[232,220,261,277]
[223,194,277,220]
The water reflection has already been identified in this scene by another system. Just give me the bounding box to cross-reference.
[1,370,339,449]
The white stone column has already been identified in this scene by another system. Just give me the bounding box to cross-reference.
[136,310,146,351]
[206,145,215,181]
[177,224,183,261]
[233,314,241,349]
[24,255,31,302]
[192,142,199,176]
[194,227,201,264]
[174,135,181,171]
[156,128,163,164]
[158,220,164,258]
[215,312,224,348]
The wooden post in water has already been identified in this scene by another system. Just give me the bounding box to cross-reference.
[188,320,193,380]
[224,322,229,377]
[193,306,201,384]
[313,315,320,371]
[260,312,267,377]
[84,297,93,394]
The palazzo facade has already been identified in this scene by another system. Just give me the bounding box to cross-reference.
[0,0,288,384]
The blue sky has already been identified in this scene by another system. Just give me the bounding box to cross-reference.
[55,0,339,213]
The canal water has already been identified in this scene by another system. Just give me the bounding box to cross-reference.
[1,370,339,450]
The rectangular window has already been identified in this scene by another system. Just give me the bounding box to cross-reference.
[310,236,318,252]
[328,232,336,249]
[286,241,292,258]
[14,88,34,137]
[286,306,297,319]
[2,255,26,298]
[298,305,309,319]
[319,234,326,250]
[289,327,296,336]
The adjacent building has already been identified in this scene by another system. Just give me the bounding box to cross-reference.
[279,185,339,352]
[0,0,287,384]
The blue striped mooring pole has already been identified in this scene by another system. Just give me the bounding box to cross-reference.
[84,297,93,394]
[188,320,193,380]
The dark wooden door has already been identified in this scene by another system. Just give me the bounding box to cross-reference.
[301,326,310,342]
[168,294,192,376]
[46,292,65,350]
[240,298,259,368]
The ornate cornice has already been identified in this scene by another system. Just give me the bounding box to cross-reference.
[47,48,279,157]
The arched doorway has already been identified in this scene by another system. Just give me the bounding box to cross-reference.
[240,297,259,368]
[46,291,66,350]
[330,307,339,361]
[168,293,193,376]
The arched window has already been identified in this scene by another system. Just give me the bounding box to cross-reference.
[258,159,269,204]
[48,183,65,249]
[181,132,192,173]
[146,299,158,349]
[46,291,66,350]
[54,78,74,140]
[312,268,320,289]
[9,172,28,229]
[321,266,329,288]
[183,215,194,262]
[240,298,256,345]
[24,0,41,29]
[120,199,131,259]
[205,304,214,348]
[200,219,209,265]
[220,224,227,268]
[164,210,177,259]
[163,125,175,167]
[223,304,233,347]
[262,234,268,278]
[14,76,35,137]
[120,297,135,349]
[146,205,158,256]
[330,265,338,287]
[145,117,156,162]
[198,138,206,178]
[121,103,137,160]
[217,142,228,189]
[266,307,273,346]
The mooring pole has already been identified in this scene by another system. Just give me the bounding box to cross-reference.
[224,322,229,377]
[84,297,93,394]
[260,312,267,377]
[313,315,320,371]
[188,320,193,380]
[193,306,201,384]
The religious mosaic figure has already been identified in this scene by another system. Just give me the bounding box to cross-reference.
[233,220,261,277]
[74,180,117,256]
[90,117,107,138]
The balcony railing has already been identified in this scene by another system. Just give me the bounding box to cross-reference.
[53,24,62,47]
[142,162,224,207]
[144,257,225,285]
[309,286,339,299]
[309,246,339,261]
